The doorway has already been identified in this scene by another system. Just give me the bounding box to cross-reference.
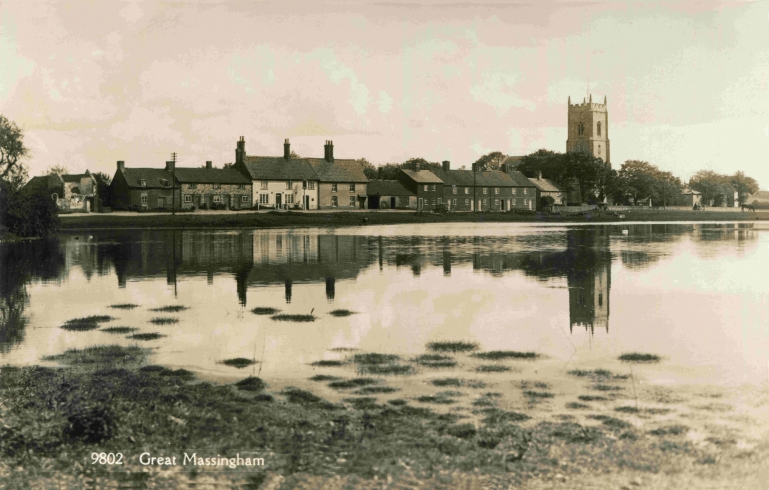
[304,195,310,210]
[390,197,396,209]
[275,193,282,209]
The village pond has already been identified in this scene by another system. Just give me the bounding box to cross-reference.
[1,222,768,387]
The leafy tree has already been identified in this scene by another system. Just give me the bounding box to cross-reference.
[2,186,59,237]
[44,164,69,176]
[689,170,734,206]
[94,172,112,185]
[615,160,660,204]
[562,152,611,204]
[472,151,507,172]
[730,171,759,204]
[654,170,682,207]
[0,115,29,193]
[517,150,569,184]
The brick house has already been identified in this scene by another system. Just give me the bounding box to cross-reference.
[396,162,445,211]
[234,137,368,210]
[110,161,177,211]
[527,171,566,209]
[175,162,252,210]
[23,171,102,212]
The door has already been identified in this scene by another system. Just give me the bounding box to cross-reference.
[418,198,423,210]
[304,195,310,210]
[478,200,482,211]
[276,193,282,209]
[194,195,201,208]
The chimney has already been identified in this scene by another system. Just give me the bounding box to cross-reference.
[284,138,291,160]
[442,160,450,172]
[236,136,245,165]
[377,166,383,180]
[414,161,421,172]
[165,160,175,172]
[326,140,334,162]
[538,170,542,180]
[117,160,125,171]
[206,161,212,169]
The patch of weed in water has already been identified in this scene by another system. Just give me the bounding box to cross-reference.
[475,365,511,373]
[128,333,166,341]
[523,390,554,399]
[578,395,609,402]
[44,345,146,365]
[413,354,456,368]
[619,352,661,363]
[235,377,267,392]
[149,317,178,325]
[568,369,629,381]
[353,386,399,395]
[61,315,115,331]
[329,309,355,317]
[282,387,337,409]
[615,406,640,413]
[426,341,479,353]
[109,304,138,310]
[330,347,358,352]
[101,326,138,334]
[472,351,540,360]
[358,364,415,375]
[251,307,280,315]
[566,402,590,410]
[351,353,400,365]
[344,397,379,409]
[309,375,341,382]
[591,384,623,392]
[649,425,689,437]
[416,393,458,405]
[387,399,408,406]
[311,360,345,367]
[430,378,462,387]
[481,409,531,425]
[328,378,378,390]
[271,314,316,322]
[149,305,188,313]
[221,358,257,369]
[587,414,632,430]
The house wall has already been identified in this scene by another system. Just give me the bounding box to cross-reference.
[180,183,252,210]
[109,172,132,210]
[444,185,537,212]
[413,183,443,211]
[535,190,567,209]
[318,182,367,209]
[369,194,416,209]
[128,188,176,210]
[252,180,319,209]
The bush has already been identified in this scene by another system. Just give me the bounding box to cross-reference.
[379,200,390,210]
[540,195,555,209]
[1,186,59,237]
[433,203,448,214]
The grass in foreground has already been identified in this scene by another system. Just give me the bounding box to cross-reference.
[426,341,479,353]
[43,345,147,365]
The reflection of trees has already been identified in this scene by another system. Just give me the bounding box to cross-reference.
[0,239,65,352]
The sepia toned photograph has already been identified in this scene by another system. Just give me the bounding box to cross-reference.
[1,1,768,488]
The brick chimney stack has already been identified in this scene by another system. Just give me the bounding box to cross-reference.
[284,138,291,160]
[442,160,450,172]
[206,161,212,169]
[165,161,175,172]
[236,136,245,165]
[538,170,542,180]
[414,161,421,172]
[117,160,125,171]
[324,140,334,162]
[377,166,383,179]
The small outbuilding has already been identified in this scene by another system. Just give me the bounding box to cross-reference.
[367,180,416,209]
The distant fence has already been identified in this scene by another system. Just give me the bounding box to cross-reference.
[556,204,748,214]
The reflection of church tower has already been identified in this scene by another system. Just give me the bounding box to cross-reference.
[566,94,610,166]
[325,277,335,301]
[567,228,611,334]
[284,279,292,304]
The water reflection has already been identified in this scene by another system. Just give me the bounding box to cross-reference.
[0,223,761,355]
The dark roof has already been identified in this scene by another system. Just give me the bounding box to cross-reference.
[306,158,368,183]
[61,173,92,183]
[120,168,174,188]
[502,156,524,168]
[528,177,562,192]
[747,190,769,202]
[430,169,476,186]
[240,156,318,181]
[23,174,64,192]
[400,169,444,184]
[367,180,415,196]
[175,168,251,185]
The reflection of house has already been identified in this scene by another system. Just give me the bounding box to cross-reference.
[23,171,101,212]
[528,172,566,209]
[367,179,416,209]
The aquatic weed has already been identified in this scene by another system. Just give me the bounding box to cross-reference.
[149,305,188,313]
[251,307,280,315]
[619,352,661,363]
[271,314,316,322]
[149,317,179,325]
[473,351,539,360]
[426,341,479,353]
[329,309,355,317]
[128,333,166,341]
[221,358,257,368]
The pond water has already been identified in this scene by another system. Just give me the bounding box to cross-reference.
[1,222,767,386]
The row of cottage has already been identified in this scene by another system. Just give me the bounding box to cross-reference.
[116,138,566,212]
[27,137,567,213]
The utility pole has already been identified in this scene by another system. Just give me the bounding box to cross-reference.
[171,152,177,216]
[473,162,478,213]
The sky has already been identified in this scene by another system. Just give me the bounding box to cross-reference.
[1,0,767,187]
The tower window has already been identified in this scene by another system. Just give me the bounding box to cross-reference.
[578,122,584,136]
[597,121,602,136]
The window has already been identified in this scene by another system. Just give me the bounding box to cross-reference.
[140,194,148,204]
[260,181,268,190]
[465,199,469,205]
[483,199,488,205]
[189,183,197,189]
[483,188,488,195]
[349,183,355,192]
[213,195,221,203]
[307,181,315,190]
[349,196,355,206]
[464,188,469,194]
[140,180,147,187]
[241,195,249,203]
[286,194,294,204]
[494,188,499,194]
[512,188,517,195]
[331,196,338,207]
[424,185,428,191]
[431,199,436,205]
[431,185,436,191]
[523,188,528,195]
[597,121,602,136]
[259,194,269,204]
[160,179,170,188]
[332,184,338,192]
[238,184,246,190]
[578,122,584,135]
[598,144,601,154]
[213,184,221,190]
[184,195,192,203]
[452,186,457,194]
[437,198,442,204]
[286,181,291,189]
[494,199,499,206]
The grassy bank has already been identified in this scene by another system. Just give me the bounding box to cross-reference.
[57,209,767,230]
[1,345,764,488]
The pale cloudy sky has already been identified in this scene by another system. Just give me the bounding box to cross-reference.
[1,0,767,187]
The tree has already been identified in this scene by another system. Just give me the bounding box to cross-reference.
[562,152,611,204]
[94,172,112,185]
[357,158,377,180]
[2,186,59,237]
[689,170,734,206]
[44,164,69,176]
[615,160,660,204]
[653,170,682,207]
[730,171,759,205]
[472,151,507,172]
[517,150,568,184]
[0,115,29,192]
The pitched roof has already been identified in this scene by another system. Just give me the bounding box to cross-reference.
[23,174,64,192]
[306,158,368,183]
[528,176,562,192]
[502,156,524,168]
[430,169,476,186]
[175,167,251,185]
[400,169,444,184]
[240,156,318,181]
[120,168,174,188]
[61,173,92,183]
[747,190,769,202]
[680,187,701,195]
[367,180,415,196]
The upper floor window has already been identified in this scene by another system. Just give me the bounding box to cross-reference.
[431,185,436,191]
[452,186,457,194]
[578,122,584,136]
[464,188,469,194]
[213,184,221,190]
[189,183,197,189]
[483,188,488,195]
[260,181,268,190]
[286,180,292,190]
[307,181,315,190]
[140,179,147,187]
[331,183,338,192]
[597,122,601,136]
[238,184,246,190]
[349,183,355,192]
[424,185,428,191]
[494,188,499,195]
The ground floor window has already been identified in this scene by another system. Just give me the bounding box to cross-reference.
[431,199,436,205]
[241,195,249,203]
[483,199,488,206]
[213,195,221,203]
[494,199,499,206]
[437,198,442,204]
[331,196,338,207]
[464,199,469,205]
[286,194,294,204]
[140,194,148,205]
[259,194,269,204]
[453,199,457,206]
[184,195,192,203]
[349,196,355,207]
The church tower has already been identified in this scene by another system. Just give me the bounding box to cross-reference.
[566,94,610,166]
